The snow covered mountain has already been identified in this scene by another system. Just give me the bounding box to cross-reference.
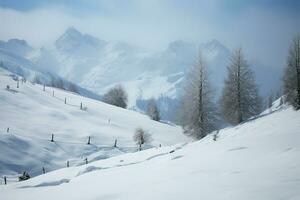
[1,91,299,199]
[0,39,33,58]
[30,28,233,120]
[0,27,282,120]
[0,68,189,177]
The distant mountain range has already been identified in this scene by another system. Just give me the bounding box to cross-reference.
[0,27,282,121]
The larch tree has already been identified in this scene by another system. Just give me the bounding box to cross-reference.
[220,48,262,125]
[283,35,300,110]
[147,98,160,121]
[179,52,217,139]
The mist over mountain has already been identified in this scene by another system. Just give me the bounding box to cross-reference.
[0,27,282,121]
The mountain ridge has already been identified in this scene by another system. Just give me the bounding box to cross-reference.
[0,27,282,120]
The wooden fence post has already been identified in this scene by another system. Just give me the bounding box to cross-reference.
[85,158,88,164]
[80,102,83,110]
[42,167,45,174]
[17,80,19,88]
[52,91,54,97]
[67,161,69,167]
[51,134,54,142]
[4,176,7,185]
[114,139,117,147]
[6,127,9,133]
[213,130,219,141]
[87,136,91,145]
[43,84,45,91]
[64,98,67,104]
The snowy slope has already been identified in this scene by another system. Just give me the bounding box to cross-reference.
[0,68,188,177]
[1,98,299,199]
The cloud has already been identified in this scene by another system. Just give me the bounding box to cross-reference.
[0,1,299,70]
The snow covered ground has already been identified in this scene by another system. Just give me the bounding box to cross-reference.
[0,76,299,199]
[0,68,189,178]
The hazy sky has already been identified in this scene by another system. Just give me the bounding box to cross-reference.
[0,0,299,69]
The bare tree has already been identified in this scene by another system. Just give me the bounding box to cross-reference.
[50,76,64,90]
[283,35,300,110]
[179,52,217,139]
[103,85,128,108]
[133,128,152,150]
[68,82,79,93]
[147,98,160,121]
[220,48,262,125]
[33,74,42,84]
[268,92,274,109]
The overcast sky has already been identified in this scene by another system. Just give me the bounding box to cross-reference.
[0,0,299,69]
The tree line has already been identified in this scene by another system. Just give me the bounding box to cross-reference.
[101,35,300,140]
[179,35,300,139]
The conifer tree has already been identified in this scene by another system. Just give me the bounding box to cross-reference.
[283,35,300,110]
[220,48,262,125]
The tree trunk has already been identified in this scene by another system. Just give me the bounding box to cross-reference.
[296,38,300,109]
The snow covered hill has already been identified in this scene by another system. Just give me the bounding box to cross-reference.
[0,68,188,178]
[1,93,299,199]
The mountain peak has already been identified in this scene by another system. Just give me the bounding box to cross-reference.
[7,39,30,47]
[64,27,82,38]
[55,27,106,56]
[167,40,196,55]
[0,38,33,56]
[201,39,227,51]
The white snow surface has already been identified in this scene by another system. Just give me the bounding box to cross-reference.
[0,68,189,177]
[0,74,299,199]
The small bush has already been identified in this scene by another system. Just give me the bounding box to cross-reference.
[133,128,152,150]
[103,85,128,108]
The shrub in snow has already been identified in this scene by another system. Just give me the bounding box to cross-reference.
[18,171,30,181]
[103,85,128,108]
[133,128,152,151]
